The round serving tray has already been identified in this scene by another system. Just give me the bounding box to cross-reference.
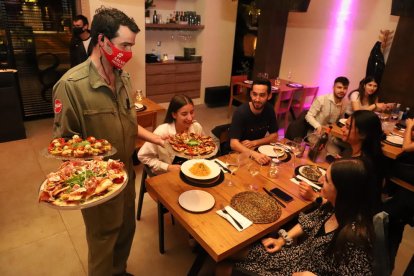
[40,146,117,161]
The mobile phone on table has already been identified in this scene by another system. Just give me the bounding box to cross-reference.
[270,187,293,202]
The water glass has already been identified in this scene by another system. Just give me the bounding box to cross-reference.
[135,89,143,103]
[293,137,306,158]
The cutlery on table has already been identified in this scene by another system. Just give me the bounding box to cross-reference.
[293,176,319,192]
[296,175,322,191]
[220,204,243,229]
[263,188,286,208]
[214,160,232,174]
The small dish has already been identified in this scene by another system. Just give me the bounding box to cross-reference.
[178,190,215,213]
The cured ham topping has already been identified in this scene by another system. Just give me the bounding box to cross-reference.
[168,133,216,156]
[39,159,125,206]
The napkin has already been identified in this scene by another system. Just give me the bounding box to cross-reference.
[216,206,253,232]
[213,159,231,173]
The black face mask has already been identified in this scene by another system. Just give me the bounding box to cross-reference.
[72,27,84,36]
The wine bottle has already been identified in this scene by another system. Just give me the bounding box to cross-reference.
[153,10,158,24]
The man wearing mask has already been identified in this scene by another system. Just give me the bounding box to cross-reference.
[70,14,93,67]
[53,7,164,275]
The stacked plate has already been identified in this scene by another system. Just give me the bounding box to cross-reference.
[180,159,221,185]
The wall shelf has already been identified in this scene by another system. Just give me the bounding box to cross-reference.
[145,24,205,31]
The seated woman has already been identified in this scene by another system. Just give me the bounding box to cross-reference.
[301,110,384,207]
[383,118,414,270]
[345,76,393,116]
[138,94,203,174]
[216,158,377,275]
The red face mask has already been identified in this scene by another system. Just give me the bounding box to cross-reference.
[102,39,132,69]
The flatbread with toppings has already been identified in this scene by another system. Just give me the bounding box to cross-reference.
[48,135,113,158]
[38,159,127,208]
[168,133,216,156]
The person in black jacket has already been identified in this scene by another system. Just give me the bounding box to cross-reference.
[70,14,92,67]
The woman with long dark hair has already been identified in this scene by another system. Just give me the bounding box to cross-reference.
[138,94,204,174]
[216,158,377,275]
[345,76,392,115]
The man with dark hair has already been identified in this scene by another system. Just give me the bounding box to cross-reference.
[306,76,350,134]
[229,78,278,165]
[70,14,93,67]
[53,7,163,275]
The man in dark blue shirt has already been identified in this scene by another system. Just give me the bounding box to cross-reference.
[229,78,278,164]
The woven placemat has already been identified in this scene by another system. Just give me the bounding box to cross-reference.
[230,191,282,224]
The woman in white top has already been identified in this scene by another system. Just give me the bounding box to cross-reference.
[138,94,203,174]
[346,76,392,115]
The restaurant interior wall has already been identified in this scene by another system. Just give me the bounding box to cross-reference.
[280,0,399,96]
[144,0,237,104]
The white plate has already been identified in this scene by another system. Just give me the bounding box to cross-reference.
[258,145,285,158]
[386,135,403,145]
[339,118,347,125]
[135,103,144,109]
[178,190,215,213]
[181,159,221,180]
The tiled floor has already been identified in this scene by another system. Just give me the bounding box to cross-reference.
[0,104,412,275]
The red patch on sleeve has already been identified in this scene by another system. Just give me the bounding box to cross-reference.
[54,99,62,114]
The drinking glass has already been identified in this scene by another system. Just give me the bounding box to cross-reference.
[225,151,249,186]
[293,137,306,158]
[274,77,281,89]
[135,89,143,103]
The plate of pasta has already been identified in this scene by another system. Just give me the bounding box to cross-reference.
[180,159,221,180]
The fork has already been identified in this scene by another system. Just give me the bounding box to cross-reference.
[220,204,243,229]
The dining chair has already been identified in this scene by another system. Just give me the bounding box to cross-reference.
[211,123,231,156]
[274,89,295,130]
[136,164,174,254]
[228,75,249,117]
[290,86,319,119]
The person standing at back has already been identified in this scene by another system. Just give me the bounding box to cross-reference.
[53,7,164,276]
[70,14,93,67]
[229,78,278,165]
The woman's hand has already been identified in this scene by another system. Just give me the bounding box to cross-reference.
[376,102,387,111]
[261,237,285,253]
[167,164,181,172]
[406,118,414,129]
[292,271,317,276]
[299,182,318,201]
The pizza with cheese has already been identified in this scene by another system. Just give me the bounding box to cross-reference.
[38,159,127,208]
[48,135,113,158]
[168,132,216,156]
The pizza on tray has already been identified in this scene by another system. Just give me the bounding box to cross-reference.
[38,159,126,207]
[48,135,112,158]
[168,132,216,156]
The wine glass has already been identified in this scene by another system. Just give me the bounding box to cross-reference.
[225,151,249,186]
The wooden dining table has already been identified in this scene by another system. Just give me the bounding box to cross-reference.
[329,123,404,160]
[146,146,328,274]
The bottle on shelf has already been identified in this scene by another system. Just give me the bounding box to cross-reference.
[308,126,332,162]
[153,10,158,24]
[155,41,162,61]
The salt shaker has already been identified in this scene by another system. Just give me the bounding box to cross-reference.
[269,158,280,178]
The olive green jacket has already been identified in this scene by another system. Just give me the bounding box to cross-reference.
[52,59,137,168]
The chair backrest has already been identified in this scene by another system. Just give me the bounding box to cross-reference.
[372,211,391,276]
[295,86,319,111]
[231,75,248,94]
[274,89,295,116]
[285,110,313,140]
[211,123,231,156]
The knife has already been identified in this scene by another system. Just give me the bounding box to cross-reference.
[214,160,232,174]
[263,188,286,208]
[296,175,322,191]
